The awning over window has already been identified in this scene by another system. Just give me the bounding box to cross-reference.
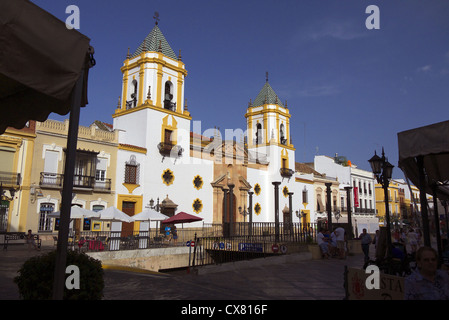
[0,0,92,133]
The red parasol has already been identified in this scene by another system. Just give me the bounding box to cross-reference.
[161,211,203,224]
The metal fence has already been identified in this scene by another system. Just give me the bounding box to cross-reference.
[192,222,318,266]
[202,222,317,243]
[70,228,204,252]
[64,222,317,268]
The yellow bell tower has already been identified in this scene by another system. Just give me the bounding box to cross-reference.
[245,76,294,150]
[113,21,190,119]
[112,20,192,161]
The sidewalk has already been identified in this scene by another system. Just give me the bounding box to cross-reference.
[0,244,369,300]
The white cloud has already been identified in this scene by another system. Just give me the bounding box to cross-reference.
[417,65,432,72]
[305,20,367,41]
[296,85,340,97]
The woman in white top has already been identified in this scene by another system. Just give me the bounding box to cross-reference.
[408,228,419,254]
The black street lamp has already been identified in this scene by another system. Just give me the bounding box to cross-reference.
[368,148,394,259]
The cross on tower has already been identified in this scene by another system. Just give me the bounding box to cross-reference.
[153,12,160,25]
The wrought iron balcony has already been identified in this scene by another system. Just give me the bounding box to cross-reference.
[0,171,21,186]
[39,172,111,191]
[40,172,63,188]
[157,142,184,159]
[280,168,294,178]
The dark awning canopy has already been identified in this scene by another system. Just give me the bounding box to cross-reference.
[0,0,92,134]
[398,120,449,200]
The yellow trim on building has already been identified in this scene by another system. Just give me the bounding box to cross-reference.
[176,75,183,113]
[161,115,178,145]
[281,148,289,169]
[295,177,314,184]
[112,103,192,121]
[121,56,187,77]
[117,194,143,232]
[122,183,140,194]
[118,144,147,154]
[244,105,291,120]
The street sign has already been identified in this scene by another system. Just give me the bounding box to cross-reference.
[186,241,191,247]
[272,244,279,253]
[280,245,288,254]
[238,243,263,252]
[190,241,195,247]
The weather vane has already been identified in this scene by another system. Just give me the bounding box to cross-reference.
[266,71,269,83]
[153,12,160,25]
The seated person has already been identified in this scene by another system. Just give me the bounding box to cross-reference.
[26,229,40,251]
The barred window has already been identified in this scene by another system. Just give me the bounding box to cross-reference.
[124,155,139,184]
[39,203,54,232]
[302,188,308,204]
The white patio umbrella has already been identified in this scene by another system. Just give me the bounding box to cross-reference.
[132,208,169,221]
[132,209,169,239]
[97,206,133,223]
[48,205,100,219]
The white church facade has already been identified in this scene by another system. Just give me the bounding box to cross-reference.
[111,22,315,231]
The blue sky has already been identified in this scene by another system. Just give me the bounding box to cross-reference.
[33,0,449,178]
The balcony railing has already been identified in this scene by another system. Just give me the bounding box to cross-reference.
[0,171,21,186]
[157,142,184,158]
[354,208,376,215]
[280,168,294,178]
[40,172,111,191]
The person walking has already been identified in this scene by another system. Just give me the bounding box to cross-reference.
[172,225,178,244]
[335,225,346,259]
[372,230,380,250]
[407,228,419,254]
[329,228,338,257]
[359,228,372,263]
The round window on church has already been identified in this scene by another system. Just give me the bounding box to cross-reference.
[193,175,203,190]
[254,183,261,196]
[162,169,174,186]
[254,203,261,216]
[283,186,289,197]
[192,198,203,213]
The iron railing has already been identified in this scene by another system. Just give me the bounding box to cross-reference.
[0,171,21,186]
[203,222,317,242]
[57,222,316,252]
[39,172,111,191]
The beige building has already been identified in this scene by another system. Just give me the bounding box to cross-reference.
[25,119,118,241]
[0,122,36,232]
[295,162,339,225]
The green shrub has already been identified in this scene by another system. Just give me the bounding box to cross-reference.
[14,250,104,300]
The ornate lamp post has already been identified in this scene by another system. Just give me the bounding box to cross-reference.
[248,191,253,236]
[272,181,281,242]
[147,197,160,212]
[368,148,394,259]
[344,186,354,239]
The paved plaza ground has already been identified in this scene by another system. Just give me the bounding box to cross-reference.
[0,243,370,302]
